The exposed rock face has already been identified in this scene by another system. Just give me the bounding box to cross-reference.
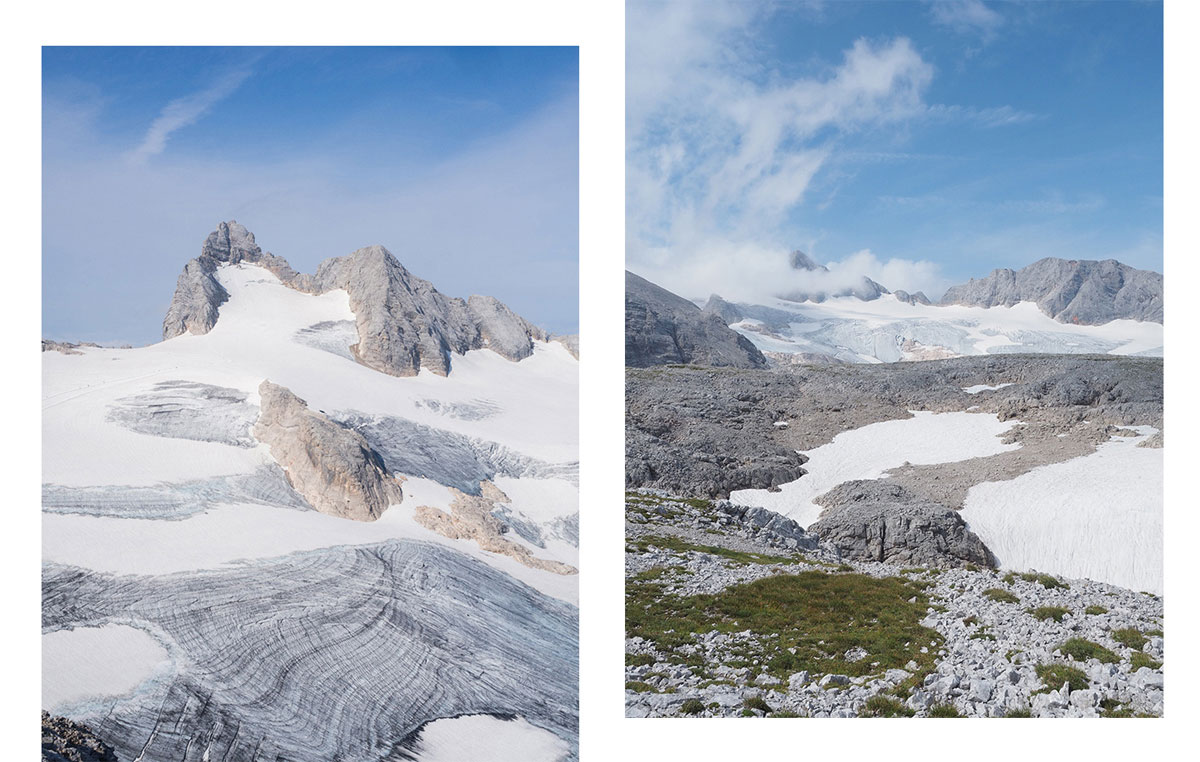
[893,289,931,306]
[625,271,766,368]
[413,482,577,574]
[313,245,479,376]
[42,340,103,355]
[626,355,1162,499]
[42,712,119,762]
[940,258,1163,324]
[252,380,403,521]
[712,500,821,552]
[163,222,555,376]
[809,481,994,567]
[161,255,229,338]
[779,250,888,303]
[468,294,549,361]
[551,333,580,359]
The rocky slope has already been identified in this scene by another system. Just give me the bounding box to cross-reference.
[625,492,1164,719]
[627,354,1162,501]
[42,712,119,762]
[252,380,405,521]
[163,221,551,376]
[626,271,766,368]
[941,257,1163,324]
[414,481,577,575]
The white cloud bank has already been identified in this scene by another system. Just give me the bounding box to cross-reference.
[626,0,950,304]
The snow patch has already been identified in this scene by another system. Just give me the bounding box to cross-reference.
[408,715,569,762]
[963,383,1015,394]
[731,411,1021,528]
[42,624,171,713]
[963,427,1162,594]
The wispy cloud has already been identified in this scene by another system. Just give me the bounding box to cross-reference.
[627,0,945,302]
[928,0,1004,40]
[925,103,1038,127]
[128,67,254,163]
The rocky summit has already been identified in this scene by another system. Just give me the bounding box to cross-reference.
[163,221,550,376]
[625,271,766,368]
[940,257,1163,325]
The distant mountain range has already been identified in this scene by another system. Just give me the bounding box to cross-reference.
[626,253,1163,366]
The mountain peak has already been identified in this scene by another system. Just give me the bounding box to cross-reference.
[940,256,1163,324]
[789,250,827,272]
[162,222,556,376]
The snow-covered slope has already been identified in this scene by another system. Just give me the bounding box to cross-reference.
[715,293,1163,364]
[963,427,1162,594]
[730,411,1021,528]
[43,259,578,760]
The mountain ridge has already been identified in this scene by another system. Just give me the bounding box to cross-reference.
[164,221,557,376]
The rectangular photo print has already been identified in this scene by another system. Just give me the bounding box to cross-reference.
[42,46,580,760]
[625,0,1163,719]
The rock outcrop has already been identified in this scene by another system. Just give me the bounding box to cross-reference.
[625,271,766,368]
[940,257,1163,324]
[252,380,403,521]
[779,250,889,303]
[413,481,577,574]
[163,222,556,376]
[809,481,993,567]
[42,712,119,762]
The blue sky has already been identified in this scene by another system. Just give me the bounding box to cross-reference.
[43,46,578,344]
[626,0,1163,303]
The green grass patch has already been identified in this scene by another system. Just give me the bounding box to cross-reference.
[1145,629,1163,637]
[1130,653,1162,671]
[625,681,655,693]
[626,653,656,667]
[969,628,997,641]
[1112,628,1147,650]
[743,696,773,714]
[626,569,941,681]
[1002,572,1017,585]
[680,699,705,715]
[859,695,915,717]
[1004,709,1032,717]
[1020,572,1068,589]
[983,588,1020,603]
[632,534,802,567]
[1035,663,1089,692]
[964,563,980,572]
[770,710,802,718]
[1028,606,1070,622]
[1057,638,1119,664]
[928,704,961,717]
[1084,605,1108,615]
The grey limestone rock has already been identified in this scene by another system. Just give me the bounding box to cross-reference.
[253,380,404,521]
[468,294,549,362]
[163,222,554,377]
[42,712,119,762]
[779,250,889,303]
[940,257,1163,324]
[313,245,478,376]
[893,289,931,306]
[625,271,766,368]
[809,481,994,567]
[161,255,229,339]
